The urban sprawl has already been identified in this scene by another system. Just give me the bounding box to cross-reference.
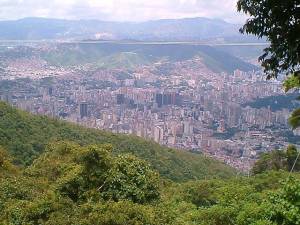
[1,54,298,171]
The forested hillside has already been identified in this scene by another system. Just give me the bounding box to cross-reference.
[0,142,299,225]
[0,102,235,181]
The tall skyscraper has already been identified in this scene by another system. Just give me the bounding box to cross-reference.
[163,93,171,105]
[117,94,125,105]
[48,87,53,96]
[155,93,163,108]
[80,102,88,118]
[153,126,164,143]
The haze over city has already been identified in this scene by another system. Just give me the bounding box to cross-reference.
[0,0,247,23]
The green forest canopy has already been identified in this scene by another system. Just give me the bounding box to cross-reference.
[0,139,299,224]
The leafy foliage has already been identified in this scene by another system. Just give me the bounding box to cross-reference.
[0,147,19,178]
[26,142,160,204]
[265,177,300,225]
[237,0,300,79]
[289,108,300,130]
[283,75,300,93]
[0,141,300,224]
[252,145,300,174]
[284,75,300,129]
[101,154,160,203]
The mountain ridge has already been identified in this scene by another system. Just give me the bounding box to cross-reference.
[0,42,258,73]
[0,17,261,42]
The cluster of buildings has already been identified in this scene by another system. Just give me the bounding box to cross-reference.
[1,56,299,171]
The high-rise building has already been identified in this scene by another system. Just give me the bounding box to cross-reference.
[153,126,164,143]
[163,93,171,105]
[80,102,88,118]
[116,94,125,105]
[48,87,53,96]
[183,121,193,135]
[155,93,163,108]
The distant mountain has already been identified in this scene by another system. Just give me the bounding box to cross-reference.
[0,17,261,42]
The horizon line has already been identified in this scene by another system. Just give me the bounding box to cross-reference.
[0,16,238,24]
[0,40,269,46]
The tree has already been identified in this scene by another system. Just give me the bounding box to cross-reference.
[252,150,287,174]
[0,147,18,178]
[26,141,160,204]
[101,154,160,204]
[252,145,300,174]
[286,145,300,171]
[237,0,300,128]
[265,177,300,225]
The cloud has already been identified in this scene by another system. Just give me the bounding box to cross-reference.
[0,0,247,23]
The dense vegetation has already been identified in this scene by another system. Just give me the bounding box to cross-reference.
[0,102,235,181]
[0,141,299,225]
[253,145,300,175]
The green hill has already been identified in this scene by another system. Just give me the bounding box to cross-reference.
[1,43,257,73]
[0,102,236,182]
[42,43,257,73]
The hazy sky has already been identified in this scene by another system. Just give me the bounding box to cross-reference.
[0,0,248,23]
